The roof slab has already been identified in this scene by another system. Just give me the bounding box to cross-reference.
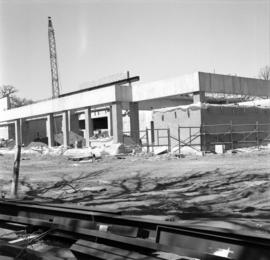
[1,72,270,123]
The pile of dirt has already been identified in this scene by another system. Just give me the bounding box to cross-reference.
[26,141,48,149]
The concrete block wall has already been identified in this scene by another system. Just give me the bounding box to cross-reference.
[151,105,270,151]
[202,106,270,149]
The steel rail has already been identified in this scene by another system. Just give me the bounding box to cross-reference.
[0,213,227,260]
[0,200,270,249]
[1,202,270,259]
[1,199,121,215]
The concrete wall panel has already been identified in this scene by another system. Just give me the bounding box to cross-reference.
[199,72,270,97]
[0,86,117,122]
[153,108,202,146]
[132,72,199,102]
[0,97,10,111]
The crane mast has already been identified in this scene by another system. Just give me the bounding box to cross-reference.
[48,16,60,98]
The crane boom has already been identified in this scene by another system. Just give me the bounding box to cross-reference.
[48,16,60,98]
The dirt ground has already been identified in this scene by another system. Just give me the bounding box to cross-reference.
[1,148,270,235]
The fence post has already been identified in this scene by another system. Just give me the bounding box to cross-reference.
[256,121,259,149]
[146,128,149,153]
[230,121,233,150]
[151,121,155,153]
[189,127,191,145]
[11,145,21,198]
[178,126,181,156]
[201,124,205,155]
[157,129,160,146]
[167,128,171,152]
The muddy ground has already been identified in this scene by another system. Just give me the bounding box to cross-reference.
[0,149,270,234]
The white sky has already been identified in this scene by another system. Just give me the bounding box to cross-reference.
[0,0,269,100]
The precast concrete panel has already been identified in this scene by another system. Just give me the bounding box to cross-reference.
[0,86,118,122]
[199,72,270,97]
[132,72,200,102]
[0,97,10,111]
[115,84,133,101]
[153,107,202,146]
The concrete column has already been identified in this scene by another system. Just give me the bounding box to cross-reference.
[129,102,140,143]
[193,91,205,103]
[20,119,28,146]
[111,102,123,143]
[84,107,94,147]
[109,106,113,136]
[107,111,111,137]
[62,111,69,147]
[46,114,54,147]
[14,119,21,146]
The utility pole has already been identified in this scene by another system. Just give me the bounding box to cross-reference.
[48,16,60,98]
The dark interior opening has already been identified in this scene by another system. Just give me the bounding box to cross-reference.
[93,117,108,130]
[79,117,108,130]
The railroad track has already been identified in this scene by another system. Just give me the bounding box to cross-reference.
[0,200,269,260]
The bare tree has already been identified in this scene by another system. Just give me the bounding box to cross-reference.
[0,85,34,108]
[0,85,17,97]
[258,66,270,80]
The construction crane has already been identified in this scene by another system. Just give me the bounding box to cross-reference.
[48,16,60,98]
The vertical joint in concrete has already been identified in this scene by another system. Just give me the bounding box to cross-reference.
[84,107,94,147]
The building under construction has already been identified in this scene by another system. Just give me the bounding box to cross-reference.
[0,71,270,153]
[0,18,270,152]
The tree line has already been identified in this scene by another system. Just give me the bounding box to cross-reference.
[0,85,34,108]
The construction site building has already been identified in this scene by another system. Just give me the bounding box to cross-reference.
[0,72,270,150]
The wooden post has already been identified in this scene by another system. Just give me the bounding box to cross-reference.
[203,125,206,154]
[230,121,233,150]
[178,126,181,156]
[146,128,149,153]
[256,121,259,149]
[11,145,21,198]
[150,121,155,153]
[167,128,171,152]
[189,127,191,145]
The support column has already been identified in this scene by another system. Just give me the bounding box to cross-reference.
[62,111,69,147]
[109,106,113,136]
[111,102,123,143]
[46,114,54,147]
[193,91,205,103]
[14,119,21,147]
[84,107,94,147]
[129,102,140,144]
[20,119,28,146]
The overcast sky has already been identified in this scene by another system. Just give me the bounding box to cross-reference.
[0,0,269,100]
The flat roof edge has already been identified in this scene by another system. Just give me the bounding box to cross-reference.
[59,76,140,98]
